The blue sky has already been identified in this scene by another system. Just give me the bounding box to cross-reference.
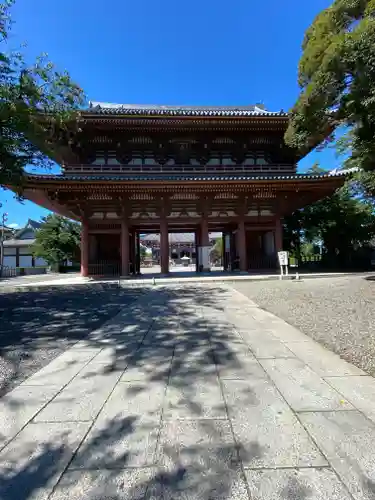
[2,0,339,228]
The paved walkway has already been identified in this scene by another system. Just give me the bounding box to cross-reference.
[4,271,371,291]
[0,284,374,499]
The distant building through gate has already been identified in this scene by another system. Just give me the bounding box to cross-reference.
[140,232,221,266]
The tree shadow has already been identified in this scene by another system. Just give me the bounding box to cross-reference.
[0,442,66,500]
[0,284,144,396]
[0,283,262,499]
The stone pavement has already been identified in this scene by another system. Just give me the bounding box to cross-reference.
[0,283,374,499]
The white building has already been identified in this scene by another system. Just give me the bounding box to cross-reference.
[3,219,47,269]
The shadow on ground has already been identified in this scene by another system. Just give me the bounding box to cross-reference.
[0,284,313,499]
[0,286,276,500]
[0,284,143,396]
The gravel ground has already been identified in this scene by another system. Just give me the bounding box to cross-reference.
[233,275,375,376]
[0,284,143,396]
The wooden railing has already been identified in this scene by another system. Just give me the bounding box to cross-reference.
[63,164,296,175]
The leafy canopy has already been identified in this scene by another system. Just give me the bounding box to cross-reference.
[32,214,80,266]
[0,0,85,187]
[284,185,375,265]
[285,0,375,173]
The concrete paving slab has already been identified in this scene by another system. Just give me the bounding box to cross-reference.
[87,321,152,340]
[0,385,60,449]
[34,370,121,422]
[215,354,267,380]
[238,329,296,359]
[74,359,125,380]
[69,416,160,469]
[286,341,366,377]
[160,466,250,500]
[300,410,375,500]
[0,421,91,500]
[68,382,165,469]
[95,381,166,421]
[20,350,97,387]
[49,468,159,500]
[130,345,175,361]
[260,358,354,411]
[325,375,375,424]
[120,358,172,383]
[222,379,327,468]
[170,348,218,382]
[157,419,238,469]
[169,365,219,385]
[244,468,352,500]
[89,344,141,364]
[164,381,227,419]
[250,315,312,343]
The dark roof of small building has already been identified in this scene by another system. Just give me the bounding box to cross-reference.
[27,219,42,230]
[26,169,356,183]
[14,219,42,239]
[87,101,288,117]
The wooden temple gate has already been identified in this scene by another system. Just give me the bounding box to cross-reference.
[9,102,349,277]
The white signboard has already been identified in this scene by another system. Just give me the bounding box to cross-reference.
[278,251,289,266]
[278,251,289,279]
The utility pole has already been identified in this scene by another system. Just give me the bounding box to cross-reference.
[0,210,8,276]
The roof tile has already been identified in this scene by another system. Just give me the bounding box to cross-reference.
[26,170,355,182]
[86,102,288,118]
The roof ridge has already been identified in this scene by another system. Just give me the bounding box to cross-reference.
[86,101,287,117]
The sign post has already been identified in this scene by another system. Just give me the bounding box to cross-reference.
[277,251,289,280]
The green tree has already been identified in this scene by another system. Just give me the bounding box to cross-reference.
[139,245,148,263]
[210,237,223,264]
[32,214,80,266]
[0,0,85,187]
[285,0,375,190]
[284,186,375,268]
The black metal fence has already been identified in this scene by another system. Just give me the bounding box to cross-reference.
[290,252,375,272]
[88,261,121,277]
[0,266,17,278]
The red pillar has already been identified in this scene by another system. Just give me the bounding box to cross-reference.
[200,215,210,271]
[200,216,210,246]
[195,228,201,272]
[160,218,169,275]
[275,216,283,251]
[80,218,89,277]
[237,218,247,272]
[121,219,130,276]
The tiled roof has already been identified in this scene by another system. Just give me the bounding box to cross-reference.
[86,101,287,117]
[27,219,42,229]
[26,170,355,182]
